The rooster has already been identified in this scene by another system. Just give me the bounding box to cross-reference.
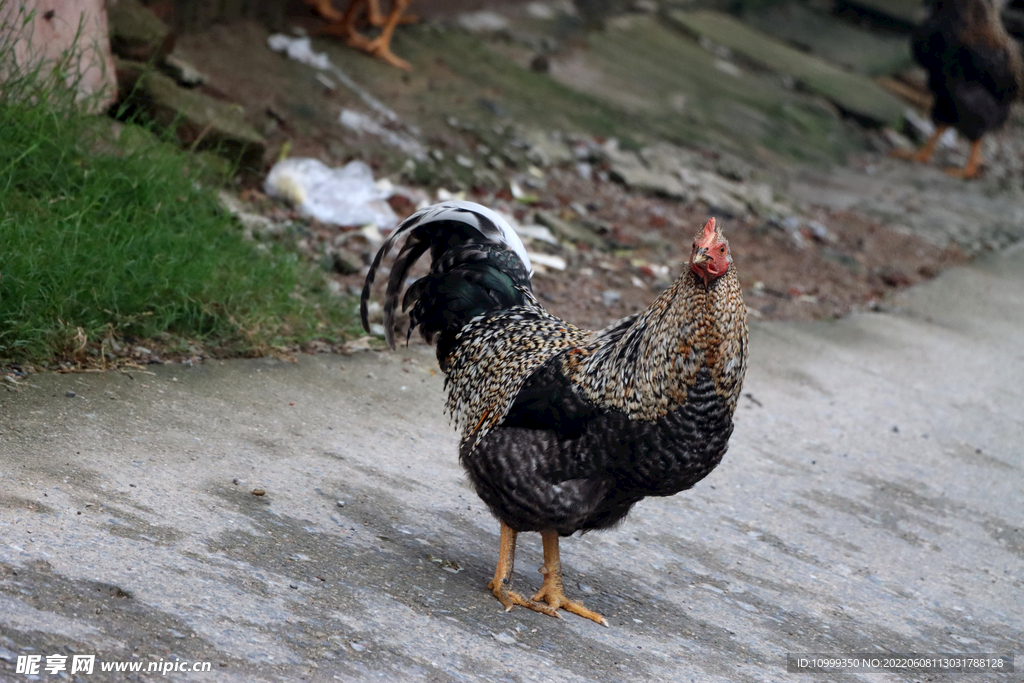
[893,0,1023,178]
[361,201,748,625]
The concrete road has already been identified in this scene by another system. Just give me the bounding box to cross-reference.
[1,245,1022,682]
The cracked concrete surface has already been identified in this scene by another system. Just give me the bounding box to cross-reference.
[1,245,1022,681]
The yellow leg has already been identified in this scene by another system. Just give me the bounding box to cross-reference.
[361,0,412,71]
[365,0,417,27]
[945,138,984,179]
[318,0,412,70]
[306,0,344,22]
[488,522,560,618]
[532,530,609,627]
[891,124,948,164]
[319,0,372,50]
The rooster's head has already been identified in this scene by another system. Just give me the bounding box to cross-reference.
[689,217,731,286]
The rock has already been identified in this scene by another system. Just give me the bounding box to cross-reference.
[107,0,175,63]
[743,2,912,78]
[606,148,690,201]
[329,250,364,275]
[520,129,574,167]
[837,0,928,28]
[457,11,510,33]
[609,142,784,217]
[666,10,905,127]
[161,53,208,87]
[218,191,288,239]
[115,58,265,171]
[714,153,755,182]
[883,127,914,151]
[534,210,606,249]
[681,169,748,217]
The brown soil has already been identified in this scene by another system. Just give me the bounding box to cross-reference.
[324,167,967,334]
[173,9,969,336]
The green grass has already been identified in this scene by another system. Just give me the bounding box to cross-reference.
[0,12,359,365]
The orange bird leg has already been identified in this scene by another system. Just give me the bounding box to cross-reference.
[306,0,344,22]
[891,124,948,164]
[945,138,984,179]
[361,0,412,71]
[488,522,560,618]
[532,530,609,626]
[365,0,418,27]
[318,0,372,50]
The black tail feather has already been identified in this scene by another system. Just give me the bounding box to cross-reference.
[361,202,533,355]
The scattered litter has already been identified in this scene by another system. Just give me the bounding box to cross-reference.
[267,34,330,69]
[526,2,558,20]
[340,109,425,159]
[714,59,741,77]
[458,11,510,33]
[527,252,567,271]
[267,33,399,123]
[265,158,398,229]
[428,554,464,573]
[314,73,337,91]
[514,223,559,245]
[435,188,466,202]
[340,336,373,355]
[509,180,539,204]
[808,221,832,242]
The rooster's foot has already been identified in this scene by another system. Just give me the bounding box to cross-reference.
[363,37,411,71]
[531,565,608,626]
[488,579,560,618]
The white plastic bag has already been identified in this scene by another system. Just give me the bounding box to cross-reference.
[265,158,398,229]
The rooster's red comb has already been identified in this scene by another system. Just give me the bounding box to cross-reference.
[700,217,717,243]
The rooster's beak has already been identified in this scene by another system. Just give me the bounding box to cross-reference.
[690,249,714,286]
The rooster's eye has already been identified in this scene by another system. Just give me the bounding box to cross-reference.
[719,247,726,254]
